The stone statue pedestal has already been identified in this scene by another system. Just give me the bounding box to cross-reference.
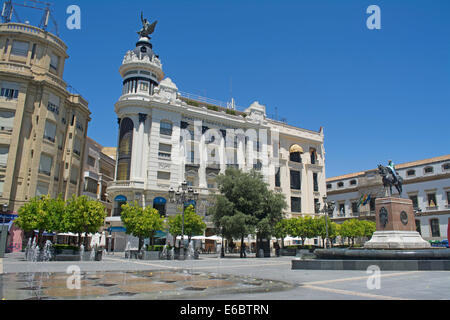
[364,197,430,249]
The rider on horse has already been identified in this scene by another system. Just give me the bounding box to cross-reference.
[387,160,399,184]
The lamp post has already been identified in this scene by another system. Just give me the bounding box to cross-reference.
[168,181,199,260]
[315,197,335,249]
[0,203,8,258]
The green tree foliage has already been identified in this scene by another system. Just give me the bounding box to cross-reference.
[64,195,107,248]
[120,202,165,250]
[209,168,287,258]
[290,216,316,245]
[16,195,66,247]
[314,216,339,247]
[167,205,206,246]
[339,219,366,246]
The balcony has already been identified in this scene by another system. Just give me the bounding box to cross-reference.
[426,206,439,211]
[108,180,145,191]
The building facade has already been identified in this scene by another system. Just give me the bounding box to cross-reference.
[326,155,450,241]
[82,137,116,217]
[106,27,327,247]
[0,22,91,213]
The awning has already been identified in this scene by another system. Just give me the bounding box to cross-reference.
[289,144,304,154]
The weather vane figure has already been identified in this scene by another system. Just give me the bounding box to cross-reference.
[137,12,158,39]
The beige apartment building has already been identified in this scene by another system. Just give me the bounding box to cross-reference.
[0,23,91,213]
[82,137,116,217]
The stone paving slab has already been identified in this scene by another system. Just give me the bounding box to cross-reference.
[2,253,450,300]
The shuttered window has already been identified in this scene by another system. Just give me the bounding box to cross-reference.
[73,137,81,156]
[70,167,79,184]
[44,120,56,142]
[39,154,53,176]
[0,110,14,131]
[0,146,9,167]
[36,182,49,197]
[11,40,29,57]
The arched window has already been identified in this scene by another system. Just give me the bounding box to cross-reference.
[424,166,434,174]
[289,144,303,163]
[117,118,133,181]
[407,170,416,177]
[443,163,450,171]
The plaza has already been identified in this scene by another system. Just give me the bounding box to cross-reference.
[1,252,450,300]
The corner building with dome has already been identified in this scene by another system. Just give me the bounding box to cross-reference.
[106,23,327,249]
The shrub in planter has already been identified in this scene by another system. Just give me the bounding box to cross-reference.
[53,244,80,254]
[146,245,165,252]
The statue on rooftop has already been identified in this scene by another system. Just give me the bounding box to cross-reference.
[137,12,158,39]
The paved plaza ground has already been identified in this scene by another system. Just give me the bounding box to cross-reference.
[1,252,450,300]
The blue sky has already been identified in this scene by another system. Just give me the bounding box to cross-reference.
[14,0,450,178]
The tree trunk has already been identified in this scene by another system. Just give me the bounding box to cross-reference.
[38,230,44,248]
[240,236,244,258]
[78,233,82,248]
[282,238,285,249]
[138,237,143,251]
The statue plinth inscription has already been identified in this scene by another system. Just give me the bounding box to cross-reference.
[365,197,431,249]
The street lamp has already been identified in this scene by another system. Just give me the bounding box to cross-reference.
[315,197,335,249]
[168,181,199,260]
[2,203,7,225]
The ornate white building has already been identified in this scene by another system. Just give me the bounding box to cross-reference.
[106,29,327,248]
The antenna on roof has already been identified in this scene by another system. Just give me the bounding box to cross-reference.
[227,77,236,110]
[1,0,59,36]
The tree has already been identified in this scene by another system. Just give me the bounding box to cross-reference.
[167,205,206,246]
[291,216,316,246]
[121,202,165,250]
[339,219,365,247]
[274,219,290,248]
[63,195,106,248]
[16,195,66,248]
[361,220,376,240]
[210,167,287,258]
[314,216,338,248]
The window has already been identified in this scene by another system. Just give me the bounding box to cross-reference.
[291,197,301,213]
[11,40,29,57]
[339,204,345,215]
[84,177,98,194]
[313,173,319,192]
[370,197,376,212]
[158,143,172,159]
[0,176,4,195]
[275,167,281,188]
[327,184,332,190]
[314,199,320,214]
[0,110,15,131]
[57,132,64,151]
[352,202,359,214]
[139,81,149,92]
[117,118,133,181]
[427,193,437,207]
[36,182,49,197]
[70,167,79,185]
[337,182,344,188]
[310,148,317,164]
[87,156,96,167]
[160,121,172,136]
[424,167,434,174]
[447,192,450,205]
[39,154,53,176]
[350,180,357,186]
[47,93,60,115]
[54,162,60,181]
[50,52,59,71]
[289,145,303,163]
[443,163,450,171]
[0,82,19,100]
[31,43,37,59]
[43,120,56,143]
[157,171,170,180]
[0,145,9,167]
[415,220,421,235]
[407,170,416,177]
[207,180,217,189]
[253,160,262,171]
[410,195,419,210]
[73,137,81,156]
[430,219,440,237]
[290,170,301,190]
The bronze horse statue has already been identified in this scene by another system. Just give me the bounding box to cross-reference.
[378,164,403,197]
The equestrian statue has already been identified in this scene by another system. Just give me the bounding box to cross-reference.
[377,160,403,197]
